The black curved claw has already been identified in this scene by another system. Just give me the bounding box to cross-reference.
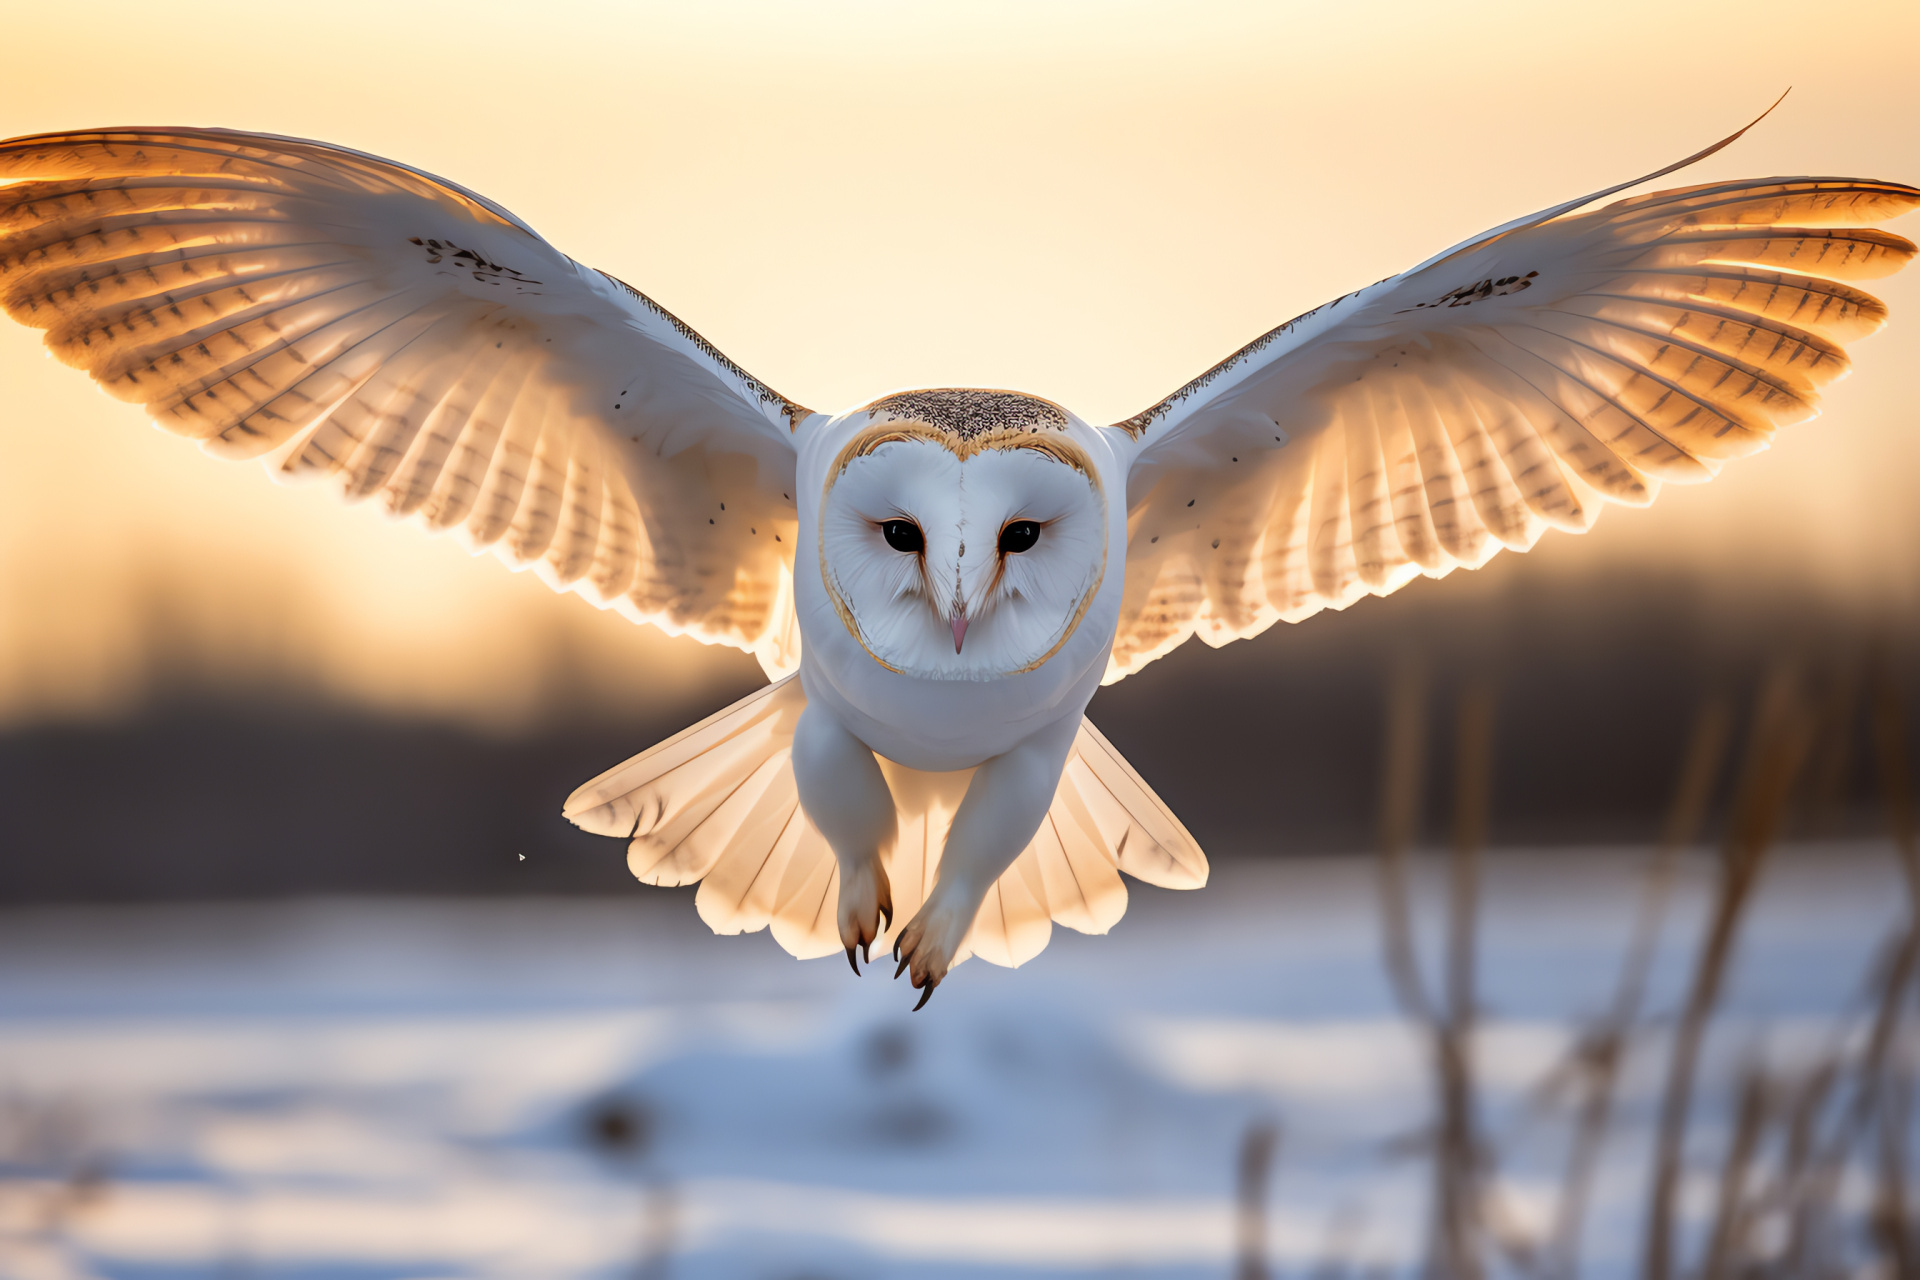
[879,904,894,934]
[861,938,873,966]
[912,981,937,1012]
[846,944,861,976]
[892,936,902,963]
[894,952,911,980]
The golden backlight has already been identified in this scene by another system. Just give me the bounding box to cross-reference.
[1,0,1916,729]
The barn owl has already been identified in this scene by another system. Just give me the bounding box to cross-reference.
[2,112,1914,1006]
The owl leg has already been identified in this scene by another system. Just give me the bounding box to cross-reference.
[792,704,896,974]
[893,716,1078,1008]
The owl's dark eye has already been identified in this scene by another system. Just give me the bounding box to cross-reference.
[880,519,924,553]
[998,520,1041,555]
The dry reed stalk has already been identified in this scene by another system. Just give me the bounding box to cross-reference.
[1777,931,1912,1275]
[1872,640,1920,909]
[1805,653,1865,837]
[1431,680,1495,1280]
[1643,667,1813,1280]
[1873,1054,1917,1278]
[1862,646,1919,1273]
[1541,698,1731,1280]
[1752,1059,1837,1265]
[1447,684,1494,1028]
[1699,1067,1770,1280]
[1236,1120,1281,1280]
[1746,644,1920,1276]
[1378,654,1435,1024]
[1616,700,1738,1032]
[1370,667,1500,1280]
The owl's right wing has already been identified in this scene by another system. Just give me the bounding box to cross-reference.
[0,127,814,673]
[1103,116,1918,683]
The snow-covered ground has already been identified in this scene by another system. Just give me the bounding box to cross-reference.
[0,845,1908,1279]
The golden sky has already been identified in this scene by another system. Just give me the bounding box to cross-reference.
[2,0,1917,728]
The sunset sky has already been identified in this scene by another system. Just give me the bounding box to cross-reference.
[2,0,1916,729]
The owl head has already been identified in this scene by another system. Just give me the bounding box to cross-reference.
[818,390,1108,681]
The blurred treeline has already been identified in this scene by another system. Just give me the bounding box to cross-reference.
[2,555,1915,904]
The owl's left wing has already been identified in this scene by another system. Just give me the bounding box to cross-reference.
[0,127,813,674]
[1104,125,1919,684]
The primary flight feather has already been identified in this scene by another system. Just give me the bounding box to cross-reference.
[2,114,1913,1006]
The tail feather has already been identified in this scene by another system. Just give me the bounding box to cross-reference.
[563,676,802,843]
[564,674,844,957]
[1065,718,1209,891]
[564,678,1210,966]
[965,852,1055,969]
[770,840,842,960]
[1029,785,1129,937]
[694,801,808,938]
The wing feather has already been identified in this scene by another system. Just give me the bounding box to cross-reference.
[1257,455,1318,618]
[1346,383,1400,588]
[0,126,811,667]
[1631,226,1913,280]
[1400,376,1487,565]
[1308,427,1361,601]
[423,350,540,530]
[1379,377,1446,572]
[1107,161,1916,681]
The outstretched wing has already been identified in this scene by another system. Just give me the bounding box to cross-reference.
[1105,133,1918,683]
[0,127,812,672]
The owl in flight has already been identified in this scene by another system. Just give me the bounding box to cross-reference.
[2,112,1914,1006]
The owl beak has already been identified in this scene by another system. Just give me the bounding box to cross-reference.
[950,610,969,654]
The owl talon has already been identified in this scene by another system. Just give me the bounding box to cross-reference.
[835,855,894,972]
[890,886,976,1007]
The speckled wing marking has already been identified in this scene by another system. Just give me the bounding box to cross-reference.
[597,269,809,425]
[0,126,812,673]
[1112,292,1360,441]
[1103,171,1918,683]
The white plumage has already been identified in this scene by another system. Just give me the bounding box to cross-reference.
[563,675,1201,970]
[1,112,1913,1004]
